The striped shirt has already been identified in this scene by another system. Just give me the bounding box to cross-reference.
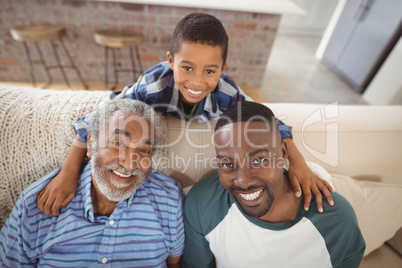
[0,163,185,267]
[73,61,292,144]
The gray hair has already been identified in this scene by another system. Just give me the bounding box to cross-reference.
[87,99,163,149]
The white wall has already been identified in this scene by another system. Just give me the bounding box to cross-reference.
[280,0,402,105]
[278,0,339,36]
[389,85,402,105]
[363,37,402,105]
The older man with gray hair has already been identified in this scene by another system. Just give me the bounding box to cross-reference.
[0,99,184,267]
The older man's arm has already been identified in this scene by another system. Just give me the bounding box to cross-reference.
[0,194,36,266]
[167,255,181,268]
[165,182,186,267]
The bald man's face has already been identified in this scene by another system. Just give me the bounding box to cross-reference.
[214,121,287,219]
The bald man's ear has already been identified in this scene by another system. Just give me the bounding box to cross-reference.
[87,135,93,158]
[281,140,289,163]
[282,139,289,159]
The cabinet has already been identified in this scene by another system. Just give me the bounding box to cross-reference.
[322,0,402,93]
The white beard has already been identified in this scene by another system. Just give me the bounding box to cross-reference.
[90,148,148,202]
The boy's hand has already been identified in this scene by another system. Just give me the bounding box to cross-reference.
[37,135,86,216]
[37,171,77,216]
[288,160,334,213]
[283,137,334,212]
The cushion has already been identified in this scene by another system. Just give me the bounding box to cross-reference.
[331,173,402,256]
[387,228,402,255]
[0,87,108,227]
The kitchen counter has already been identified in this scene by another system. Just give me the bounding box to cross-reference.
[2,0,304,89]
[91,0,306,15]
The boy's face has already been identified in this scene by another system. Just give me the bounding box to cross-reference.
[167,42,227,106]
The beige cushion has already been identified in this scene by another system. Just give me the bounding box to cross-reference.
[360,243,402,268]
[162,103,402,188]
[267,103,402,185]
[331,173,402,256]
[387,228,402,255]
[163,116,217,187]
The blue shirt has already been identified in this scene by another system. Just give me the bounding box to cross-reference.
[0,163,185,267]
[73,62,292,144]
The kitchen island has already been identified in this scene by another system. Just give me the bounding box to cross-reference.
[1,0,304,88]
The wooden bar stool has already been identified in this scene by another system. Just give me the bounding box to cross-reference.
[10,25,88,89]
[94,30,144,90]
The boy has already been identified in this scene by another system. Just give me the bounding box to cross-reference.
[37,13,333,216]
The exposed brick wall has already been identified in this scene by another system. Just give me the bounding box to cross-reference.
[0,0,280,88]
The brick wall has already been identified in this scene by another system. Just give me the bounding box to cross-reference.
[0,0,280,88]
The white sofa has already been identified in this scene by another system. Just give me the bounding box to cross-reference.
[1,87,401,267]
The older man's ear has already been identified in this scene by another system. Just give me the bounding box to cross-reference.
[87,135,92,158]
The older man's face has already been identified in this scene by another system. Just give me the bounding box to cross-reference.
[88,110,154,202]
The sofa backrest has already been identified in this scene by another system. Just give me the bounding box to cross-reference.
[163,116,218,188]
[1,87,402,228]
[162,103,402,187]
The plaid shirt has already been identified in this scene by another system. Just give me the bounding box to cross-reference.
[73,62,292,144]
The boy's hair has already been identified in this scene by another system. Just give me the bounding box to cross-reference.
[214,101,277,132]
[170,13,229,65]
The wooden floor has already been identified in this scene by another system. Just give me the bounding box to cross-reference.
[0,81,268,103]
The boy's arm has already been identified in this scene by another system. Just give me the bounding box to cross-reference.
[284,137,334,212]
[235,86,253,102]
[277,119,334,212]
[37,135,86,216]
[105,76,146,102]
[36,78,147,216]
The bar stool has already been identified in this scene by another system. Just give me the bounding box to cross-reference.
[94,30,144,90]
[10,25,88,89]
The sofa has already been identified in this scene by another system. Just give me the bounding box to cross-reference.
[1,86,401,267]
